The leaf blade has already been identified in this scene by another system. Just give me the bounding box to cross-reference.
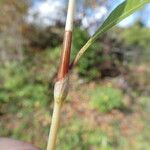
[93,0,149,40]
[71,0,150,69]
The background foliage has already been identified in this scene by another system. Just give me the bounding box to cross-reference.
[0,0,149,150]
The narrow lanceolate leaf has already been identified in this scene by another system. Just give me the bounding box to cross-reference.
[71,0,150,68]
[92,0,150,40]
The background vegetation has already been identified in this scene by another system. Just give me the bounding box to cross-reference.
[0,0,149,150]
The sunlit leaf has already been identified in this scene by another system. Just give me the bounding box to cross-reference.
[71,0,150,68]
[92,0,149,39]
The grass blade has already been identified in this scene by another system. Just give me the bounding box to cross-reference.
[71,0,150,69]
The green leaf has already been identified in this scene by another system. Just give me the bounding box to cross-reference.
[92,0,149,40]
[71,0,150,68]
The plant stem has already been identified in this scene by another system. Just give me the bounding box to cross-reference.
[46,99,62,150]
[47,75,69,150]
[46,0,75,150]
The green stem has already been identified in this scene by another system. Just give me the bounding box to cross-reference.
[46,98,63,150]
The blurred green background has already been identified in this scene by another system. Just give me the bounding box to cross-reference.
[0,0,150,150]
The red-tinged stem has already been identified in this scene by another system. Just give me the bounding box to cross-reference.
[46,0,75,150]
[57,31,72,80]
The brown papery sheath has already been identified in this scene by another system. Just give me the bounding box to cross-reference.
[57,31,72,80]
